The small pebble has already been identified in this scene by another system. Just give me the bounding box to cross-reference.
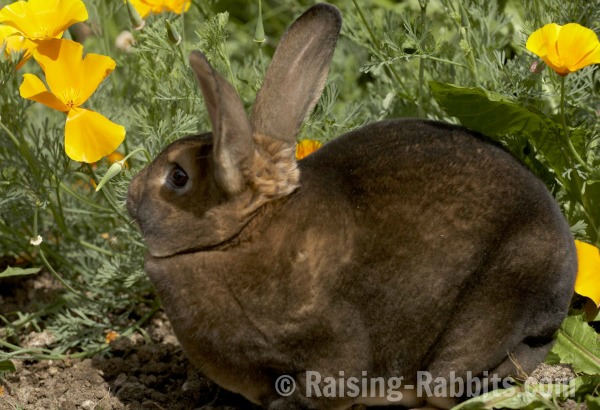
[80,399,96,410]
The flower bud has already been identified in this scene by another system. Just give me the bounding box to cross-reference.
[95,161,124,192]
[166,20,181,46]
[529,60,546,74]
[254,0,265,45]
[125,0,145,31]
[459,3,470,28]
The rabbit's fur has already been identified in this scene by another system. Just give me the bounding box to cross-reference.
[127,4,577,409]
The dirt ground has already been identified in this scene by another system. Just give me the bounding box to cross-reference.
[1,319,261,410]
[0,273,259,410]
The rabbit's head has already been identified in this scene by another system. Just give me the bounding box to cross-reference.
[127,4,342,257]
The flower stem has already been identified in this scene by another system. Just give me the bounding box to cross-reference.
[100,1,111,57]
[59,181,112,213]
[39,245,89,301]
[560,76,591,173]
[417,0,427,118]
[559,76,598,241]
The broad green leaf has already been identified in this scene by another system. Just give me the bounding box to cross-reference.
[451,379,589,410]
[551,314,600,375]
[0,360,16,374]
[429,81,569,174]
[451,386,524,410]
[573,375,600,399]
[451,385,564,410]
[0,266,41,278]
[587,395,600,410]
[582,179,600,243]
[429,82,551,137]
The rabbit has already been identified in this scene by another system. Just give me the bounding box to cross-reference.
[126,3,577,409]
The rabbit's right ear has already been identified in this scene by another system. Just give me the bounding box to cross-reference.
[189,51,254,196]
[251,4,341,145]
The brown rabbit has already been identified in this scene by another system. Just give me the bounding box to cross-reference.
[127,3,577,409]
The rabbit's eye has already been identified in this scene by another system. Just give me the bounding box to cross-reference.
[168,165,189,189]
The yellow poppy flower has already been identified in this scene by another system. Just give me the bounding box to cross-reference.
[574,240,600,307]
[129,0,191,18]
[19,39,125,163]
[105,330,119,344]
[0,24,26,55]
[1,24,38,68]
[0,0,87,67]
[0,0,87,40]
[296,139,323,160]
[526,23,600,76]
[105,151,127,166]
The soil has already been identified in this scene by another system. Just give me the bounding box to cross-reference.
[0,272,260,410]
[0,321,263,410]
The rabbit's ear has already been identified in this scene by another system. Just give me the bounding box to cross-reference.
[251,4,341,144]
[189,51,253,196]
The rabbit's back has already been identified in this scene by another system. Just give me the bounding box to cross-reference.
[299,119,568,255]
[289,118,575,380]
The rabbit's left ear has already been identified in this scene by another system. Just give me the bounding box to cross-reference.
[251,4,341,145]
[189,51,254,196]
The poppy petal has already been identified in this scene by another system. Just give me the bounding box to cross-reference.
[557,23,600,72]
[166,0,191,14]
[33,38,84,105]
[0,0,87,40]
[0,2,34,36]
[130,0,191,17]
[296,139,323,160]
[19,73,68,111]
[1,25,37,66]
[526,23,560,61]
[574,240,600,307]
[79,53,116,103]
[65,108,125,163]
[31,0,89,35]
[129,0,154,18]
[1,24,23,52]
[526,23,569,74]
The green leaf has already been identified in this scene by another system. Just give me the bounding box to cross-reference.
[0,266,41,278]
[573,375,600,399]
[429,81,569,174]
[429,82,551,137]
[551,314,600,375]
[0,360,16,374]
[586,394,600,410]
[451,386,522,410]
[451,378,594,410]
[451,385,559,410]
[582,177,600,242]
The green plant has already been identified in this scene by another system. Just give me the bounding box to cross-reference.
[0,0,598,407]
